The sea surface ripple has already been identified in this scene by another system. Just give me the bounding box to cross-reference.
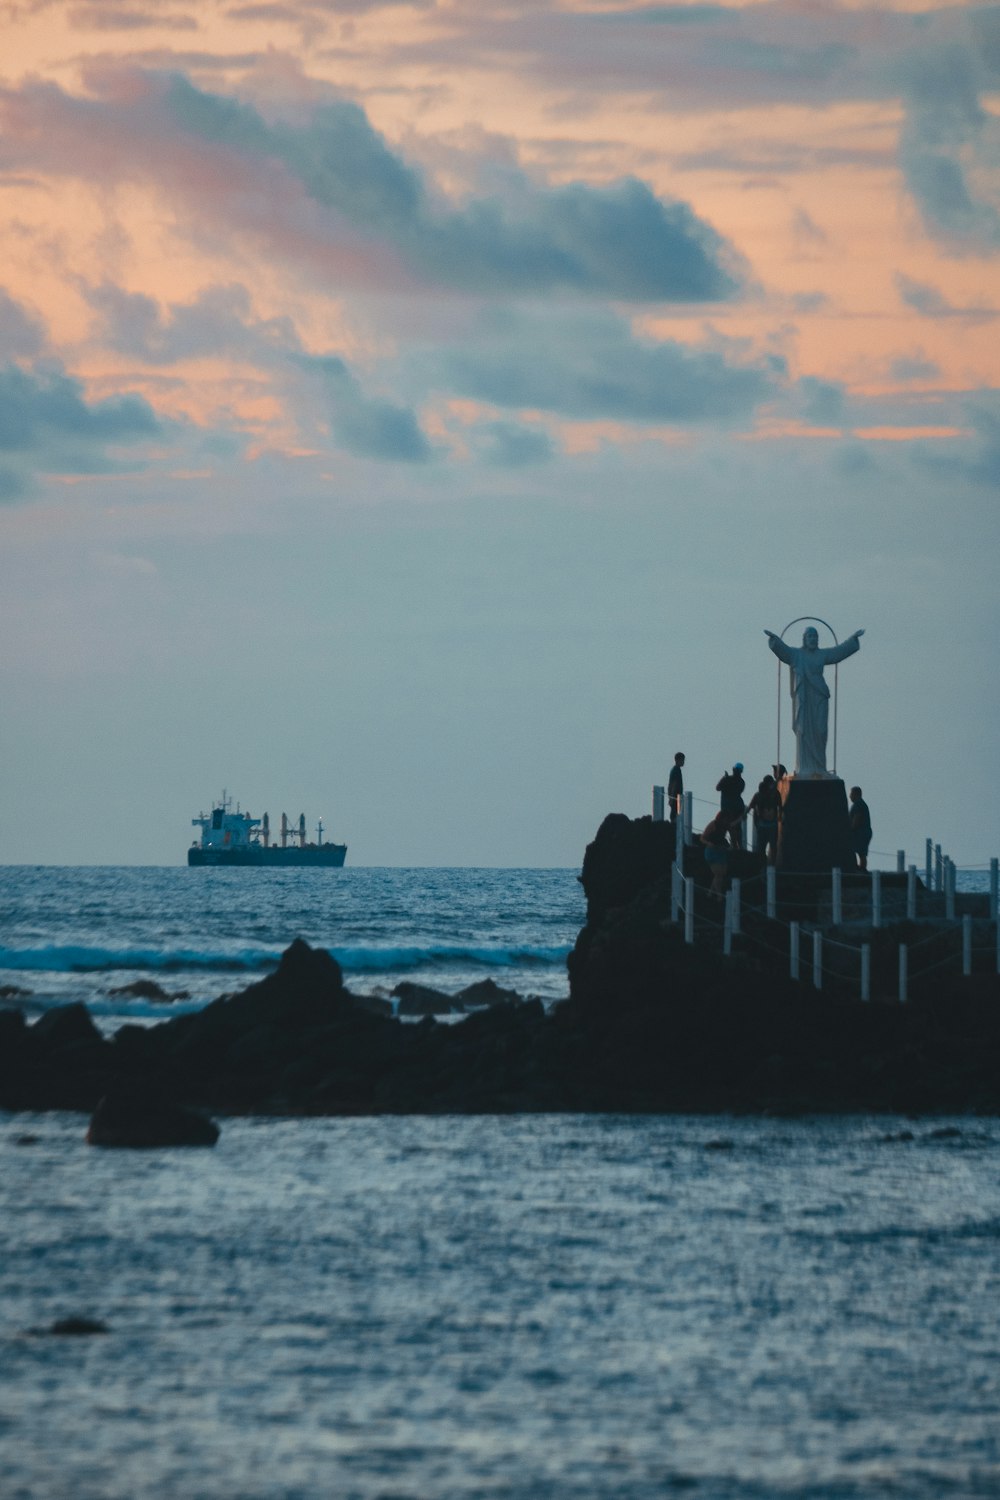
[2,1112,999,1498]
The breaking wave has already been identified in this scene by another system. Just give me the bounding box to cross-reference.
[0,942,571,976]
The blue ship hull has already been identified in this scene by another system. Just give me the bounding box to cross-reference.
[188,844,347,867]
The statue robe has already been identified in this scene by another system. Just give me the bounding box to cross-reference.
[768,634,860,776]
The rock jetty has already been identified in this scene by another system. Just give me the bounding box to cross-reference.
[2,819,1000,1119]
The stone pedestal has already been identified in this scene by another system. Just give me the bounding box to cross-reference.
[777,776,854,874]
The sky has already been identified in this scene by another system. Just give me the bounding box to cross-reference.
[0,0,998,868]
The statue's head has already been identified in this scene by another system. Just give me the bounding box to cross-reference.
[802,626,819,649]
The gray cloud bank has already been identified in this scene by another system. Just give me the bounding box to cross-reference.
[0,357,160,501]
[0,70,742,305]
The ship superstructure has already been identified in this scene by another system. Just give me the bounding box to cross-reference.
[188,793,347,867]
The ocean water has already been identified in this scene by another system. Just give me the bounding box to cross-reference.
[0,867,584,1024]
[3,868,999,1496]
[2,1111,999,1499]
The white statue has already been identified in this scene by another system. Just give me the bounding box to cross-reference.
[765,625,865,777]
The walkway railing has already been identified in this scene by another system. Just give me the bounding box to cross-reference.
[655,784,999,1003]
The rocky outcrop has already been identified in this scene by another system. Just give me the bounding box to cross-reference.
[3,834,1000,1120]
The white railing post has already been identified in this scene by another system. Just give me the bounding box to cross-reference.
[831,867,842,926]
[861,944,871,1002]
[872,868,882,930]
[925,837,933,889]
[899,943,908,1004]
[683,792,694,846]
[671,863,680,924]
[963,914,972,976]
[790,921,800,981]
[935,843,943,892]
[675,798,686,858]
[684,878,694,945]
[907,864,917,921]
[945,859,955,921]
[723,891,733,955]
[813,930,823,990]
[991,856,999,919]
[653,785,665,822]
[766,865,776,920]
[731,878,741,936]
[897,849,905,874]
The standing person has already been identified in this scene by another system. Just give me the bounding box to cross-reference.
[849,786,873,871]
[667,752,685,822]
[748,774,780,864]
[700,809,740,899]
[716,763,746,850]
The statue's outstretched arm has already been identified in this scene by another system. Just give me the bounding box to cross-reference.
[765,630,794,665]
[824,631,865,665]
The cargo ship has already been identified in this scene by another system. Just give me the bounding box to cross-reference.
[188,794,347,867]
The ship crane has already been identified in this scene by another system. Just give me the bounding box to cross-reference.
[298,813,306,849]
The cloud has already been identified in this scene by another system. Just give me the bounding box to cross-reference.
[894,272,997,322]
[890,353,941,383]
[0,289,46,359]
[302,355,432,462]
[0,71,743,304]
[896,40,1000,253]
[431,308,778,426]
[85,281,301,363]
[0,363,160,501]
[928,396,1000,488]
[475,422,553,468]
[799,376,846,428]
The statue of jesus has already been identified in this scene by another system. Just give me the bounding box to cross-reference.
[765,625,865,777]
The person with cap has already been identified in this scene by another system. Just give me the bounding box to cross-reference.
[716,763,746,850]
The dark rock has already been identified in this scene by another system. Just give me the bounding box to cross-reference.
[456,977,523,1008]
[15,1134,41,1146]
[0,984,31,1000]
[107,978,189,1002]
[0,1008,27,1048]
[47,1317,108,1336]
[704,1138,736,1151]
[351,992,393,1018]
[31,1003,101,1054]
[87,1086,219,1148]
[393,981,460,1016]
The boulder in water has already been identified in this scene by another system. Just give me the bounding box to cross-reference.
[87,1086,219,1148]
